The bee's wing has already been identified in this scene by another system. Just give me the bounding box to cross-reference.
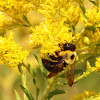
[66,63,75,87]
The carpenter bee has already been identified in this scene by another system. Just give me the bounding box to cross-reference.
[42,43,76,87]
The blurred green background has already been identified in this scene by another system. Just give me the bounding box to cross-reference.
[0,0,100,100]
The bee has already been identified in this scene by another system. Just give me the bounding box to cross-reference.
[42,43,76,87]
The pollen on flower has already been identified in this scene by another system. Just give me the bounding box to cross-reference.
[38,1,81,26]
[0,31,29,67]
[0,40,4,44]
[80,6,100,27]
[95,57,100,71]
[71,90,96,100]
[86,61,91,69]
[29,19,73,58]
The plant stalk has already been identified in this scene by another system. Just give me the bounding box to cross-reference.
[41,66,70,100]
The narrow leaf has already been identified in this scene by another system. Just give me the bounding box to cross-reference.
[75,69,85,75]
[96,43,100,46]
[12,6,14,10]
[22,15,31,25]
[79,4,87,19]
[26,63,31,72]
[55,82,60,87]
[33,54,47,79]
[33,78,36,85]
[20,85,34,100]
[85,26,95,34]
[48,89,66,99]
[18,63,23,74]
[32,68,36,77]
[89,0,98,6]
[60,74,65,78]
[14,90,22,100]
[96,0,99,7]
[96,27,100,29]
[36,88,40,99]
[22,24,30,27]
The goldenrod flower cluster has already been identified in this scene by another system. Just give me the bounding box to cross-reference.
[29,1,82,58]
[0,0,100,100]
[29,0,100,60]
[0,0,34,17]
[77,28,100,49]
[0,0,38,33]
[0,31,29,67]
[38,0,81,26]
[80,6,100,27]
[71,90,96,100]
[29,19,73,58]
[71,90,100,100]
[0,12,18,33]
[95,57,100,71]
[0,0,100,82]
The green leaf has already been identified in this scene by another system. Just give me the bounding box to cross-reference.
[12,6,14,10]
[96,27,100,29]
[85,26,94,30]
[96,43,100,46]
[26,63,31,72]
[75,69,85,75]
[79,4,87,19]
[36,88,40,99]
[85,26,95,33]
[48,89,66,99]
[55,82,60,87]
[22,15,31,26]
[33,54,47,79]
[63,82,68,85]
[32,68,36,77]
[89,0,98,6]
[22,24,30,27]
[14,90,22,100]
[20,85,34,100]
[33,78,36,85]
[18,63,23,74]
[60,74,65,78]
[96,0,99,7]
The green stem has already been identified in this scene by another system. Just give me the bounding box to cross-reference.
[22,62,39,100]
[36,85,39,100]
[21,74,27,100]
[41,77,56,100]
[41,66,69,100]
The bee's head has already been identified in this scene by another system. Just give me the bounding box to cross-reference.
[63,43,76,51]
[59,50,76,64]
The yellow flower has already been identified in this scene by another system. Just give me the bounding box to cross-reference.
[0,0,36,32]
[0,12,19,33]
[38,1,81,26]
[80,6,100,27]
[71,91,96,100]
[0,12,6,26]
[0,0,34,17]
[29,19,73,58]
[75,28,100,51]
[60,4,81,26]
[95,57,100,71]
[0,31,29,67]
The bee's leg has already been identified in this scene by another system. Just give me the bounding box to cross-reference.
[48,72,56,78]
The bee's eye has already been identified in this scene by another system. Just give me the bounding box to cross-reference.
[70,54,74,60]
